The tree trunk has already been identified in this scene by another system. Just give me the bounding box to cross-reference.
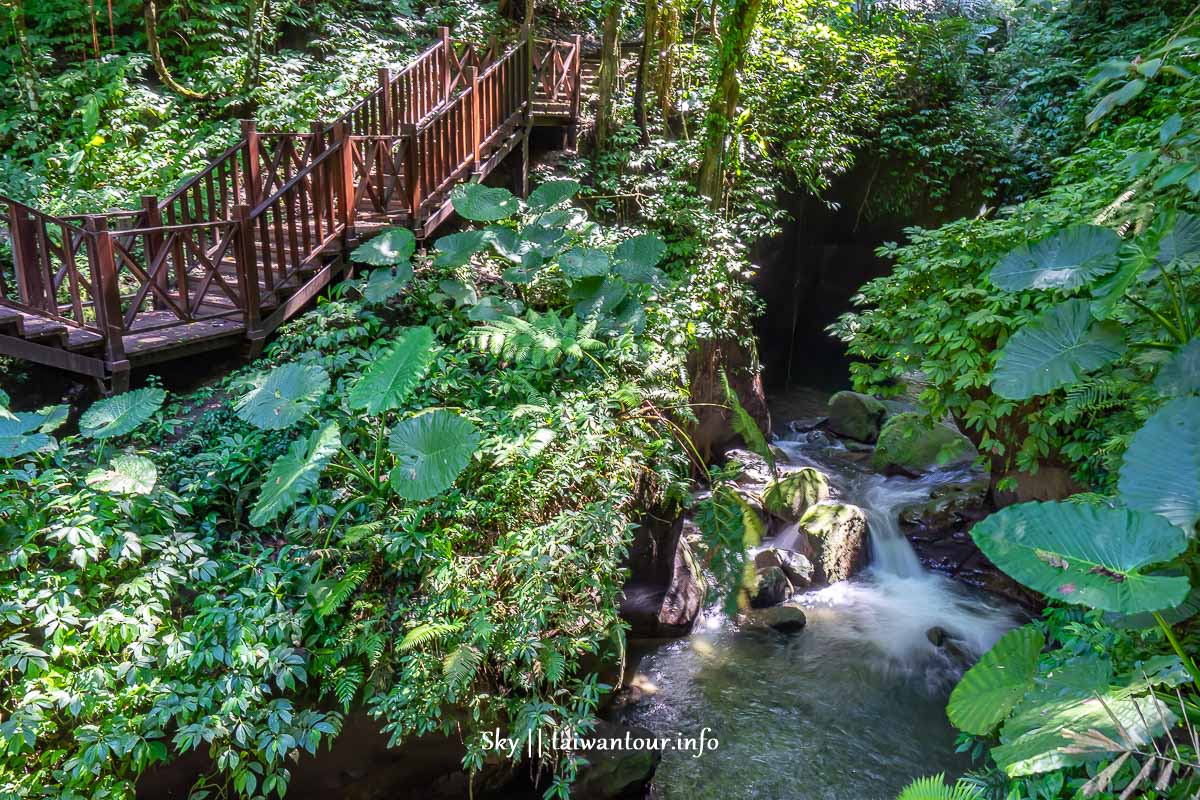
[7,0,38,111]
[594,0,623,150]
[145,0,212,99]
[632,0,658,145]
[243,0,263,96]
[656,0,679,133]
[696,0,762,209]
[524,0,534,28]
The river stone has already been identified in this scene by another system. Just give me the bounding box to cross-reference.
[725,447,774,486]
[754,547,814,588]
[762,467,830,521]
[748,565,794,608]
[872,412,976,475]
[571,720,661,799]
[826,391,886,443]
[800,501,868,583]
[899,477,989,537]
[739,603,808,633]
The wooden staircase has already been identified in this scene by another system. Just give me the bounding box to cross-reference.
[0,27,581,392]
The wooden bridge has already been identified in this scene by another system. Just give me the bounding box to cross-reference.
[0,28,581,392]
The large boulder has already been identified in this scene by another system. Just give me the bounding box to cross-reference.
[872,412,976,475]
[621,520,706,638]
[747,565,794,608]
[800,502,868,583]
[761,468,830,521]
[899,477,990,538]
[687,338,771,461]
[826,391,886,443]
[754,547,814,588]
[571,721,662,799]
[739,603,808,633]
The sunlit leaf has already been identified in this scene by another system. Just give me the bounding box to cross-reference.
[1118,396,1200,531]
[387,410,479,501]
[79,388,166,439]
[235,363,330,430]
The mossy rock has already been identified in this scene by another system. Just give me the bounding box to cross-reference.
[799,502,868,583]
[739,603,807,633]
[762,467,830,521]
[872,412,976,475]
[826,391,887,443]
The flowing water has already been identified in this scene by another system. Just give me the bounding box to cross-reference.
[620,424,1018,799]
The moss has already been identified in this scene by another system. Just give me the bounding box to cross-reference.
[762,467,830,521]
[872,412,976,474]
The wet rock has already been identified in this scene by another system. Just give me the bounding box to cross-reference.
[787,416,827,434]
[754,547,814,588]
[572,720,662,799]
[872,412,976,475]
[826,391,887,443]
[621,526,706,638]
[725,447,774,486]
[900,478,990,537]
[800,502,868,583]
[762,467,830,521]
[748,565,794,608]
[926,627,972,670]
[739,603,808,633]
[609,674,659,713]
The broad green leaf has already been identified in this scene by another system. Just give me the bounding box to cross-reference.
[0,429,53,458]
[235,363,330,430]
[520,224,569,257]
[614,234,667,271]
[991,300,1125,400]
[989,225,1120,291]
[526,179,580,212]
[559,247,609,279]
[451,184,518,221]
[86,454,157,495]
[362,264,413,303]
[80,388,166,439]
[482,226,524,262]
[1158,213,1200,268]
[351,227,416,266]
[614,260,667,286]
[250,423,340,526]
[1085,79,1145,127]
[572,277,628,320]
[348,327,436,414]
[387,410,479,501]
[433,231,487,268]
[947,626,1043,736]
[1154,337,1200,396]
[1106,585,1200,629]
[438,279,479,307]
[466,296,524,322]
[970,501,1190,613]
[1118,396,1200,531]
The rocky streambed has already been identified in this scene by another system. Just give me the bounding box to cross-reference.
[610,388,1030,799]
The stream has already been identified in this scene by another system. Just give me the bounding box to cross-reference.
[619,410,1019,799]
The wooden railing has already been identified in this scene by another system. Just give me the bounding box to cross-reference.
[0,28,580,382]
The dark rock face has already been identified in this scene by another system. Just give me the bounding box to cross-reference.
[621,518,706,638]
[748,565,794,608]
[571,721,662,799]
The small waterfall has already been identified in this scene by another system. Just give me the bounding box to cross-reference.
[860,476,927,579]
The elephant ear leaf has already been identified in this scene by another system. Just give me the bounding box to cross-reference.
[388,410,479,501]
[235,363,330,430]
[1156,212,1200,268]
[1154,337,1200,397]
[559,247,610,279]
[86,454,158,495]
[250,423,341,526]
[947,625,1043,736]
[970,501,1190,613]
[991,299,1125,400]
[79,388,166,439]
[526,179,580,213]
[348,327,436,414]
[451,184,518,222]
[362,263,414,304]
[989,225,1121,291]
[351,227,416,266]
[1118,396,1200,532]
[434,230,487,268]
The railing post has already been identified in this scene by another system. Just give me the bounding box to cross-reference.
[467,66,481,171]
[85,216,127,373]
[333,121,356,237]
[403,124,422,223]
[439,26,451,102]
[309,122,328,224]
[241,119,262,208]
[378,67,393,136]
[569,34,582,151]
[7,201,46,309]
[141,195,167,310]
[233,204,262,340]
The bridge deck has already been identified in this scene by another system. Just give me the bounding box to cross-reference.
[0,28,581,391]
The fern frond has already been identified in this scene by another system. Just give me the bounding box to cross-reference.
[442,643,483,690]
[897,774,985,800]
[399,621,463,652]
